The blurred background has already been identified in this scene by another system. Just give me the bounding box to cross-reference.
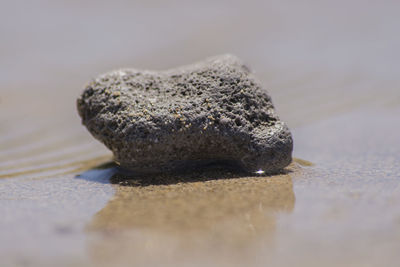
[1,0,400,266]
[2,0,399,129]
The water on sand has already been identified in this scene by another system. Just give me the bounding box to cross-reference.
[1,1,400,266]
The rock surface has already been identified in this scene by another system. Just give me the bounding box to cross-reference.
[77,55,293,174]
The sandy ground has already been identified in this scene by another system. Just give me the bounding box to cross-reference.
[1,0,400,266]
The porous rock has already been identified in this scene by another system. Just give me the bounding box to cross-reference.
[77,55,293,174]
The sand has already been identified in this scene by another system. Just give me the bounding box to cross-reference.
[86,163,298,266]
[1,1,400,266]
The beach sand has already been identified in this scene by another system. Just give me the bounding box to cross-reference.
[1,1,400,266]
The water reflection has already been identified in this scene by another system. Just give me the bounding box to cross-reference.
[79,162,298,266]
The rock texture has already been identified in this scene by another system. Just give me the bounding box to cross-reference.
[77,55,293,174]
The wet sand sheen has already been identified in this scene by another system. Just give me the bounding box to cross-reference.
[1,1,400,266]
[86,162,304,266]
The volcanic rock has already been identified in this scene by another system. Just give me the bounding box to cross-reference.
[77,55,293,174]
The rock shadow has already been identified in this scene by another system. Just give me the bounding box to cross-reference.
[76,159,291,186]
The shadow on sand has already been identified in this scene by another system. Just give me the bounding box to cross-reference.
[76,160,293,187]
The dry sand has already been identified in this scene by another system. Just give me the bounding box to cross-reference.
[1,1,400,266]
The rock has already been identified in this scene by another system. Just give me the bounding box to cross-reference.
[77,55,293,174]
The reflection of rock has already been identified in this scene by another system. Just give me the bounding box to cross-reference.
[86,165,296,266]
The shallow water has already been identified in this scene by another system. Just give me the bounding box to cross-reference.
[1,0,400,266]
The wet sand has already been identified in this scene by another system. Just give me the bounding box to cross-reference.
[86,164,297,267]
[1,0,400,266]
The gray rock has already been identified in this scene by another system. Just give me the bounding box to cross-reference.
[77,55,293,174]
